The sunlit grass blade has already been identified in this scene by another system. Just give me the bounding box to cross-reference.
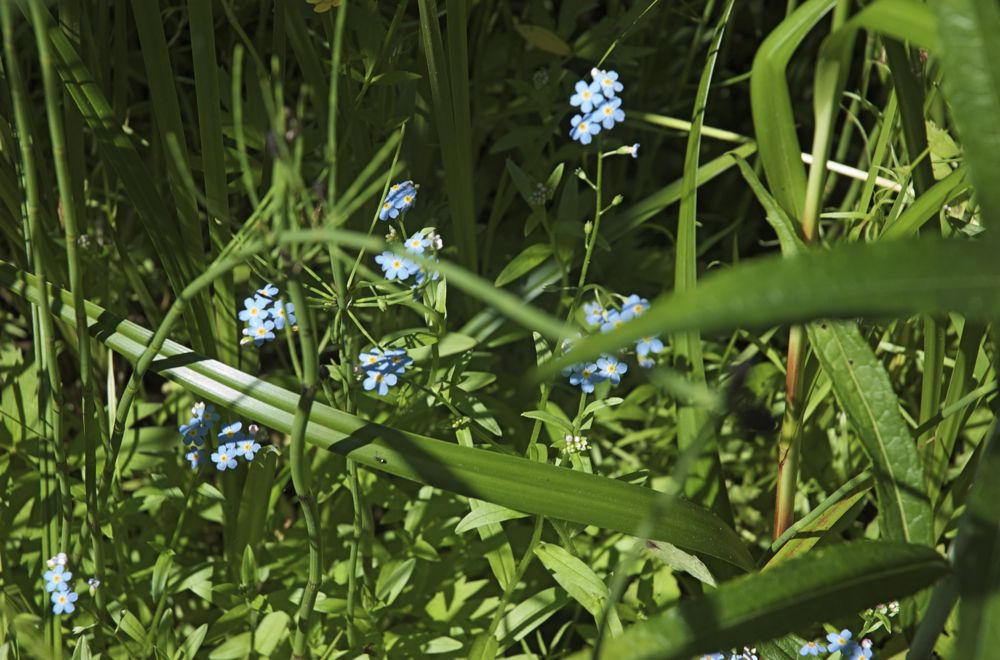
[580,541,948,659]
[750,0,835,218]
[1,262,755,571]
[544,238,1000,375]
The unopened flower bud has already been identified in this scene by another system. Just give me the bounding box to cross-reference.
[611,194,624,206]
[583,221,593,235]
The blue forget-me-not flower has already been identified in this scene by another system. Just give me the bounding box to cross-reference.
[569,114,601,145]
[596,97,625,129]
[583,301,607,327]
[404,231,431,255]
[211,444,238,471]
[185,449,203,469]
[635,335,664,357]
[600,309,626,334]
[218,422,245,444]
[235,437,262,461]
[798,641,826,656]
[620,294,650,321]
[256,282,278,298]
[44,565,71,592]
[826,629,854,654]
[239,296,270,323]
[379,180,418,220]
[270,301,296,330]
[570,79,603,113]
[596,355,627,385]
[592,68,623,97]
[567,362,601,393]
[246,318,277,346]
[51,590,78,615]
[363,370,398,396]
[375,251,419,281]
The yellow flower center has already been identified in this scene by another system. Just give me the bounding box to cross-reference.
[256,327,267,336]
[403,195,413,204]
[579,122,589,131]
[633,304,644,314]
[603,77,612,86]
[249,307,258,315]
[383,202,391,210]
[607,364,617,373]
[582,90,591,100]
[220,453,228,461]
[374,373,384,382]
[604,106,613,115]
[392,260,402,268]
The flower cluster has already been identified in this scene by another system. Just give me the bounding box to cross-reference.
[563,434,589,454]
[358,347,413,396]
[569,68,626,145]
[177,402,264,471]
[798,630,873,659]
[374,228,442,288]
[378,180,418,221]
[239,282,296,347]
[564,293,660,394]
[43,553,80,615]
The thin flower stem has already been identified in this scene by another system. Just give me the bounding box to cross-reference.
[569,151,604,318]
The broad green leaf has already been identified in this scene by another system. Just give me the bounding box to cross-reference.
[645,540,716,587]
[582,541,948,659]
[514,23,571,56]
[254,611,290,656]
[0,262,754,570]
[116,610,146,645]
[955,420,1000,657]
[520,409,574,434]
[208,632,252,660]
[181,623,208,658]
[234,451,277,555]
[936,0,1000,224]
[455,503,529,534]
[807,322,932,545]
[494,244,552,287]
[495,587,568,647]
[376,558,417,606]
[549,238,1000,374]
[240,546,258,588]
[151,550,175,601]
[534,542,622,636]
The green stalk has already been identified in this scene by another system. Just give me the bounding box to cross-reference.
[285,272,322,659]
[2,1,64,651]
[28,0,106,615]
[321,5,365,648]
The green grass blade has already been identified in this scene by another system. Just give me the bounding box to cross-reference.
[0,261,755,571]
[807,322,932,545]
[584,541,948,659]
[672,0,737,520]
[936,0,1000,224]
[545,238,1000,374]
[881,167,969,239]
[751,0,835,218]
[417,0,477,272]
[954,418,1000,657]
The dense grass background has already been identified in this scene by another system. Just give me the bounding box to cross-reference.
[1,0,999,658]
